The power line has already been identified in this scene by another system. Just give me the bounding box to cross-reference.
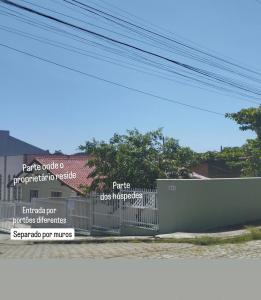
[19,0,178,54]
[66,0,261,79]
[0,22,259,105]
[1,0,261,105]
[64,0,261,90]
[0,42,224,116]
[91,0,261,75]
[1,0,261,103]
[2,0,261,98]
[60,0,259,82]
[0,7,259,106]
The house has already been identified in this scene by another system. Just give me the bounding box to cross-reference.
[8,155,93,202]
[193,160,241,178]
[0,130,49,201]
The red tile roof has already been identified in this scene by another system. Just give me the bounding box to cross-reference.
[33,155,93,194]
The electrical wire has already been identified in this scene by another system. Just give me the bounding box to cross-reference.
[0,42,224,116]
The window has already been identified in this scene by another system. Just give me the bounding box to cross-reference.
[30,190,39,201]
[17,186,22,202]
[51,191,62,198]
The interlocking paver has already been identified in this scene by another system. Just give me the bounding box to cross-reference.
[1,240,261,258]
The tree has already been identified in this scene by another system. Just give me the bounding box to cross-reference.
[209,106,261,176]
[225,105,261,140]
[79,129,199,192]
[203,140,261,177]
[53,150,64,155]
[240,139,261,176]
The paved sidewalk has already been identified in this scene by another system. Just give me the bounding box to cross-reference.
[1,240,261,258]
[1,227,261,258]
[1,226,255,244]
[0,233,9,241]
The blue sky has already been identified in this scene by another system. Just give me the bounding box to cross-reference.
[0,0,261,154]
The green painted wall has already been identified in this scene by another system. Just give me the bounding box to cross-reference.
[157,178,261,233]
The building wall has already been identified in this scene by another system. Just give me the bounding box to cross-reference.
[193,162,209,177]
[0,155,24,201]
[157,178,261,233]
[0,130,48,156]
[0,156,3,200]
[0,130,49,201]
[193,161,241,178]
[15,169,78,202]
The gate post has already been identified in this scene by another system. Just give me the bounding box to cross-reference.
[89,196,93,234]
[119,198,122,235]
[13,203,16,229]
[65,199,69,228]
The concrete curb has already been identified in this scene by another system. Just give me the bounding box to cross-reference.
[1,226,260,244]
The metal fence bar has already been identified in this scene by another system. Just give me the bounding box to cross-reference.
[119,188,159,231]
[0,201,33,232]
[0,189,159,235]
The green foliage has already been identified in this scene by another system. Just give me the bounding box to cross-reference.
[204,106,261,177]
[79,128,199,192]
[240,139,261,176]
[202,141,261,177]
[154,227,261,245]
[225,105,261,139]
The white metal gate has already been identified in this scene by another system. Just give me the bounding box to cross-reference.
[91,195,121,234]
[0,201,32,232]
[122,189,158,230]
[0,190,159,235]
[67,197,91,234]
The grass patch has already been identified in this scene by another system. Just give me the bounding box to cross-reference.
[153,227,261,246]
[35,227,261,246]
